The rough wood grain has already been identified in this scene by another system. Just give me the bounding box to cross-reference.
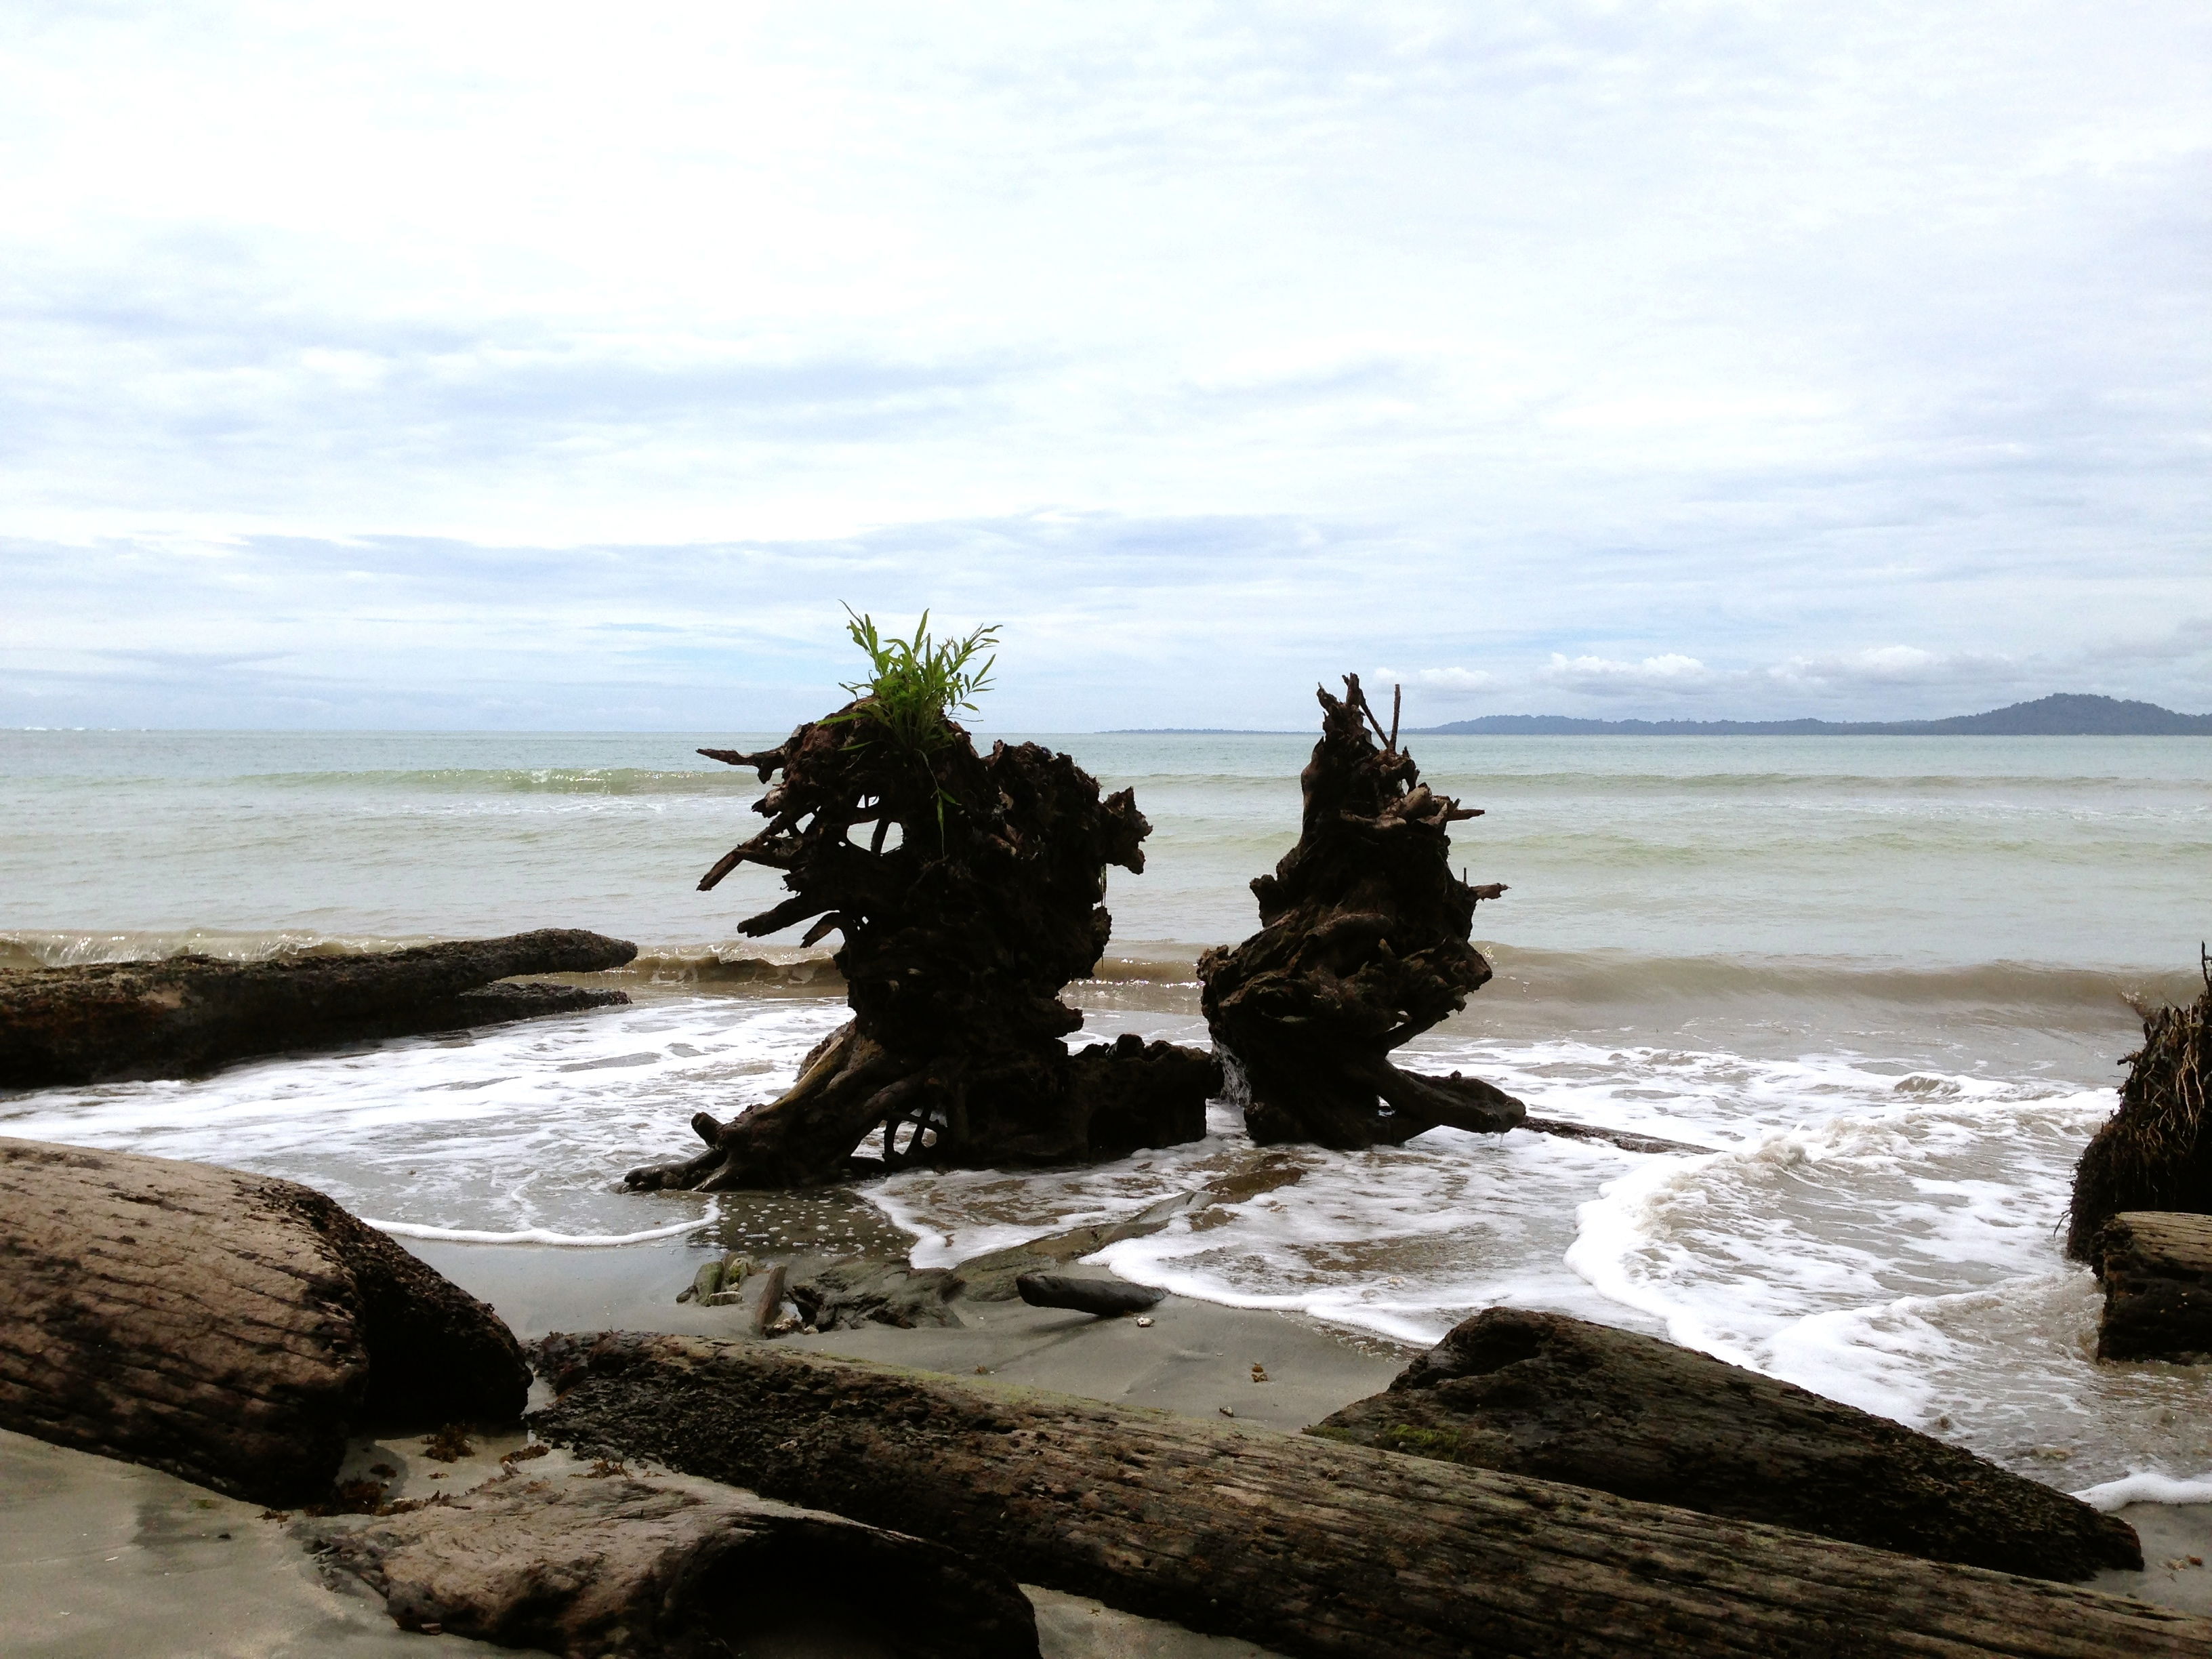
[529,1331,2212,1659]
[2095,1210,2212,1362]
[0,1137,528,1506]
[0,928,636,1086]
[1309,1307,2139,1581]
[298,1462,1040,1658]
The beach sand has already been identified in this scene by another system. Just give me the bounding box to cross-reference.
[5,1235,2207,1658]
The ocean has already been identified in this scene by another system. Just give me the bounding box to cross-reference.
[4,727,2210,1504]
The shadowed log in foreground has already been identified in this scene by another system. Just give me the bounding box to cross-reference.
[1309,1307,2139,1582]
[1199,676,1523,1148]
[0,928,636,1087]
[2068,951,2212,1260]
[626,711,1214,1191]
[529,1332,2212,1659]
[0,1137,527,1507]
[299,1462,1040,1659]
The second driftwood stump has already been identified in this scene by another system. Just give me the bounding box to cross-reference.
[626,708,1214,1191]
[1199,675,1523,1148]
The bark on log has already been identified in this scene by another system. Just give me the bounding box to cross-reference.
[1198,676,1524,1149]
[2093,1210,2212,1363]
[298,1462,1040,1659]
[0,1136,528,1507]
[627,711,1214,1190]
[527,1331,2211,1659]
[0,928,637,1086]
[1308,1307,2139,1582]
[2066,952,2211,1259]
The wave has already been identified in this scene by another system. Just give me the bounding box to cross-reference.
[227,766,755,796]
[4,928,2194,1016]
[365,1214,714,1246]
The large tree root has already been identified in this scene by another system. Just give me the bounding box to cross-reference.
[529,1332,2212,1659]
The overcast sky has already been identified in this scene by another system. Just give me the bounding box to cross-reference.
[3,1,2207,730]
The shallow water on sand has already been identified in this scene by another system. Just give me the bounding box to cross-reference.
[3,728,2211,1501]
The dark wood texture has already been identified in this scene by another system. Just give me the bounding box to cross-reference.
[529,1331,2211,1659]
[0,928,636,1086]
[628,712,1214,1190]
[299,1464,1040,1659]
[0,1137,528,1507]
[1198,676,1523,1149]
[1310,1307,2139,1581]
[2094,1210,2212,1362]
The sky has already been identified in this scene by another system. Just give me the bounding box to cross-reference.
[2,1,2207,731]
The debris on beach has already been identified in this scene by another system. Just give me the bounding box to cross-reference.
[1307,1307,2142,1582]
[626,611,1216,1191]
[0,1137,528,1508]
[527,1330,2206,1659]
[0,928,636,1087]
[1012,1271,1165,1317]
[2068,949,2212,1259]
[1198,674,1525,1147]
[295,1458,1040,1659]
[2089,1210,2212,1364]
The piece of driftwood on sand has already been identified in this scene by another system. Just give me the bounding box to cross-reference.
[1198,675,1524,1150]
[0,928,636,1087]
[626,708,1214,1191]
[529,1332,2212,1659]
[2092,1210,2212,1363]
[0,1137,527,1507]
[298,1461,1042,1659]
[1309,1307,2139,1581]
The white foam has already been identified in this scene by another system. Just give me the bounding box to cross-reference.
[2072,1470,2212,1512]
[365,1215,714,1246]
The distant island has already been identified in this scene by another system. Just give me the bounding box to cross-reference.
[1409,693,2212,737]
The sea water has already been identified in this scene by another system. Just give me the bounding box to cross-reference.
[3,728,2210,1503]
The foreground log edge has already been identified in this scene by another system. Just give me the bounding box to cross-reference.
[529,1331,2212,1659]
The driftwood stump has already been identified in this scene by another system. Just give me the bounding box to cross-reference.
[298,1462,1040,1658]
[1199,676,1522,1148]
[626,712,1214,1190]
[2093,1210,2212,1363]
[2068,952,2212,1259]
[0,928,636,1087]
[1309,1307,2139,1580]
[529,1332,2212,1659]
[0,1138,527,1507]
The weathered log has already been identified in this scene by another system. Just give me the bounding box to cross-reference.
[627,708,1214,1190]
[1014,1273,1165,1317]
[528,1331,2211,1659]
[1199,676,1524,1149]
[0,928,636,1086]
[0,1136,528,1507]
[1309,1307,2139,1582]
[2067,951,2211,1259]
[2093,1210,2212,1362]
[298,1461,1040,1658]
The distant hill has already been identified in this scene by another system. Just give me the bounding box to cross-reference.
[1412,694,2212,737]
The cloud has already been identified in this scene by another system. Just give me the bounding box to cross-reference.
[1543,653,1721,697]
[1373,666,1498,699]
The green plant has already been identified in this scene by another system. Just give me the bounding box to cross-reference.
[826,607,1000,843]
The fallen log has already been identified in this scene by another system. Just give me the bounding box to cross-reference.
[2093,1210,2212,1363]
[528,1331,2211,1659]
[0,1136,528,1507]
[298,1461,1040,1659]
[0,928,637,1086]
[1309,1307,2139,1581]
